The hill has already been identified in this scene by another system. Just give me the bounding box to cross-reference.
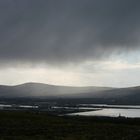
[0,82,140,104]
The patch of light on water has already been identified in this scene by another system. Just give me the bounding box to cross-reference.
[70,108,140,118]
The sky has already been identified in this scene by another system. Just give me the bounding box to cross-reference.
[0,0,140,87]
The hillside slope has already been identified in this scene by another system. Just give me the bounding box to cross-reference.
[0,83,140,104]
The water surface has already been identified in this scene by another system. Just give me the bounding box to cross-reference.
[70,108,140,118]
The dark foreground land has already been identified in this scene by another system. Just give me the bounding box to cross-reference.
[0,111,140,140]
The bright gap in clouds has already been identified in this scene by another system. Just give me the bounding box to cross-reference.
[1,52,140,88]
[0,0,140,88]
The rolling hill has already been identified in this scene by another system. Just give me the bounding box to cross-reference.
[0,82,140,104]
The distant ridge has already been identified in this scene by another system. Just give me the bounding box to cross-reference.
[13,82,114,89]
[0,82,140,104]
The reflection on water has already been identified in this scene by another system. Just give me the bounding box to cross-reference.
[0,104,12,108]
[79,104,140,109]
[70,108,140,118]
[0,104,38,109]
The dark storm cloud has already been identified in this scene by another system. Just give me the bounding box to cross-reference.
[0,0,140,65]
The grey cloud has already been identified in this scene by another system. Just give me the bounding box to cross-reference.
[0,0,140,65]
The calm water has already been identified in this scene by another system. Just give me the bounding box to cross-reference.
[70,108,140,118]
[79,104,140,109]
[0,104,38,109]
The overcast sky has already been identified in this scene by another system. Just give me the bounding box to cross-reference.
[0,0,140,87]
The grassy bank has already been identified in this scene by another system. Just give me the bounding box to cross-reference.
[0,111,139,140]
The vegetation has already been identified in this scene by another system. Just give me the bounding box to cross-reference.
[0,111,139,140]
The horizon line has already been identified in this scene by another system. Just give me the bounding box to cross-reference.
[0,81,140,89]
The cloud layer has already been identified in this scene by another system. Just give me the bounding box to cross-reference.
[0,0,140,66]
